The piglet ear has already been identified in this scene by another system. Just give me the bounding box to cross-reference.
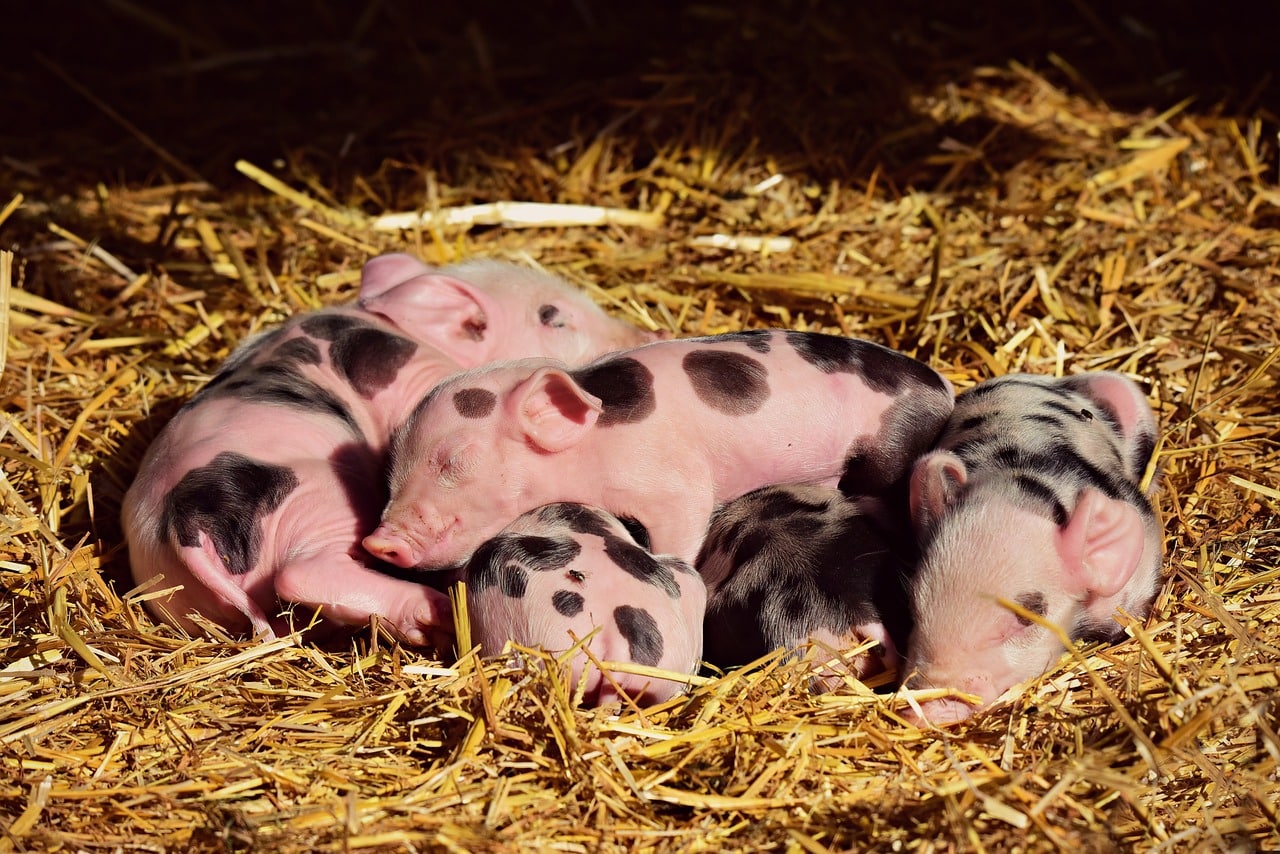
[1057,488,1145,599]
[909,451,968,536]
[511,367,602,453]
[358,260,495,362]
[358,253,431,300]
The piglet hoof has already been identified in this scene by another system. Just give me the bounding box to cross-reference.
[389,588,456,650]
[902,697,979,727]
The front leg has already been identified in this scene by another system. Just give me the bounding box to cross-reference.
[274,555,455,647]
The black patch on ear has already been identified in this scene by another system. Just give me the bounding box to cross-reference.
[163,452,299,576]
[330,327,418,398]
[714,329,772,353]
[552,589,585,617]
[614,605,663,665]
[453,387,497,419]
[682,350,770,415]
[603,534,680,597]
[539,304,565,327]
[572,358,656,426]
[465,533,582,598]
[1013,592,1048,626]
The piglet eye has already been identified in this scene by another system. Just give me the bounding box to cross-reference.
[538,304,566,328]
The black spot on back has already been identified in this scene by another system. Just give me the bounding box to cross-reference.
[300,314,364,341]
[617,515,651,550]
[682,350,770,415]
[162,452,299,576]
[714,329,772,353]
[330,327,418,398]
[453,387,497,419]
[210,364,362,438]
[572,358,656,426]
[552,589,584,617]
[603,535,680,597]
[273,336,323,367]
[535,503,613,537]
[614,605,663,665]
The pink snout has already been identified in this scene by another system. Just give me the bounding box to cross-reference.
[363,523,426,569]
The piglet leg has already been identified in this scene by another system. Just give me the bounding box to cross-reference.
[179,534,278,639]
[274,557,455,647]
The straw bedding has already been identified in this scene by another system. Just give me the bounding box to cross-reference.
[1,2,1277,851]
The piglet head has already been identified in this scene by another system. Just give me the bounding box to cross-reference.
[902,452,1150,725]
[363,362,604,569]
[359,254,661,368]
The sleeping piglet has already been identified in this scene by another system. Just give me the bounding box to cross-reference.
[697,483,913,689]
[365,329,955,570]
[122,254,657,644]
[902,371,1162,724]
[463,503,706,706]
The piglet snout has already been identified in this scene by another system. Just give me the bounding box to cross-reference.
[364,523,426,568]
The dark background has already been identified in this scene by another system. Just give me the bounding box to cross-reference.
[5,0,1275,198]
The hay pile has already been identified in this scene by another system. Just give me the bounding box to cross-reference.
[2,3,1277,850]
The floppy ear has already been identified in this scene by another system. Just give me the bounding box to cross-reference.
[1057,488,1145,600]
[358,253,431,300]
[909,451,967,535]
[510,367,602,453]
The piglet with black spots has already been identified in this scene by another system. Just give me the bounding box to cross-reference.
[902,372,1163,724]
[123,254,658,643]
[464,503,706,706]
[698,483,913,690]
[366,329,954,570]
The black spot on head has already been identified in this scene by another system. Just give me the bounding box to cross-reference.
[714,329,772,353]
[1012,474,1069,526]
[1132,431,1156,481]
[958,414,988,431]
[571,358,656,426]
[614,605,663,665]
[552,589,585,617]
[534,503,614,538]
[1013,592,1048,626]
[682,350,770,416]
[453,387,497,419]
[538,304,564,327]
[465,533,581,597]
[603,534,680,597]
[162,452,299,576]
[329,327,418,398]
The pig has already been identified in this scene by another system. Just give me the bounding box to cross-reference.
[365,328,955,571]
[901,371,1162,724]
[697,483,913,688]
[463,502,706,706]
[122,253,658,644]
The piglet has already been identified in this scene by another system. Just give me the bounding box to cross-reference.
[365,329,955,571]
[902,371,1162,724]
[123,254,657,643]
[464,503,706,706]
[698,483,912,689]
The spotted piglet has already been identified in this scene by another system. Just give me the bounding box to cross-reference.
[697,484,912,689]
[464,503,706,706]
[366,329,955,571]
[123,254,657,643]
[902,372,1162,724]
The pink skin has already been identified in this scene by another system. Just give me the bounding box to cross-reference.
[901,373,1161,725]
[466,507,706,707]
[365,331,954,570]
[123,254,658,643]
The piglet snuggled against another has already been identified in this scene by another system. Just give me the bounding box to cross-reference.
[902,371,1163,724]
[463,503,706,707]
[697,483,913,689]
[123,254,657,643]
